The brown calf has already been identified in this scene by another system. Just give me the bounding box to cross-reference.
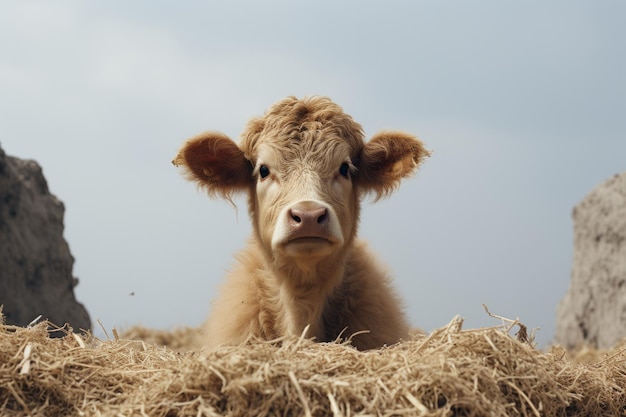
[174,96,429,350]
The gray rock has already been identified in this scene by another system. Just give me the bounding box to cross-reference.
[555,172,626,349]
[0,143,90,333]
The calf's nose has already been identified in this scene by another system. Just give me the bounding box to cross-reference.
[289,206,328,229]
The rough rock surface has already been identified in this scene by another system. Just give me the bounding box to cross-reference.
[0,143,90,332]
[556,172,626,349]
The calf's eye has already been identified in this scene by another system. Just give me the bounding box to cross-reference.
[259,165,270,179]
[339,162,350,178]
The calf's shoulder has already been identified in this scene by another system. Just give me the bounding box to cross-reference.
[323,239,411,350]
[202,242,279,349]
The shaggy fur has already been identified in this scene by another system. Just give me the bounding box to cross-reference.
[173,96,429,350]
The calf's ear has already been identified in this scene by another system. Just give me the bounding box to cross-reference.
[356,131,430,200]
[172,131,252,199]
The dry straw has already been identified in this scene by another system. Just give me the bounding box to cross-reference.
[1,310,625,416]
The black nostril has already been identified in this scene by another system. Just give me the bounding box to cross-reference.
[290,209,302,223]
[317,212,327,224]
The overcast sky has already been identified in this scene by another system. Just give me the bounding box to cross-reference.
[1,1,624,347]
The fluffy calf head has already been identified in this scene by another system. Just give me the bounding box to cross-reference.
[174,96,429,271]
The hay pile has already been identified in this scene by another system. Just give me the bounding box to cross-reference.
[1,314,625,416]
